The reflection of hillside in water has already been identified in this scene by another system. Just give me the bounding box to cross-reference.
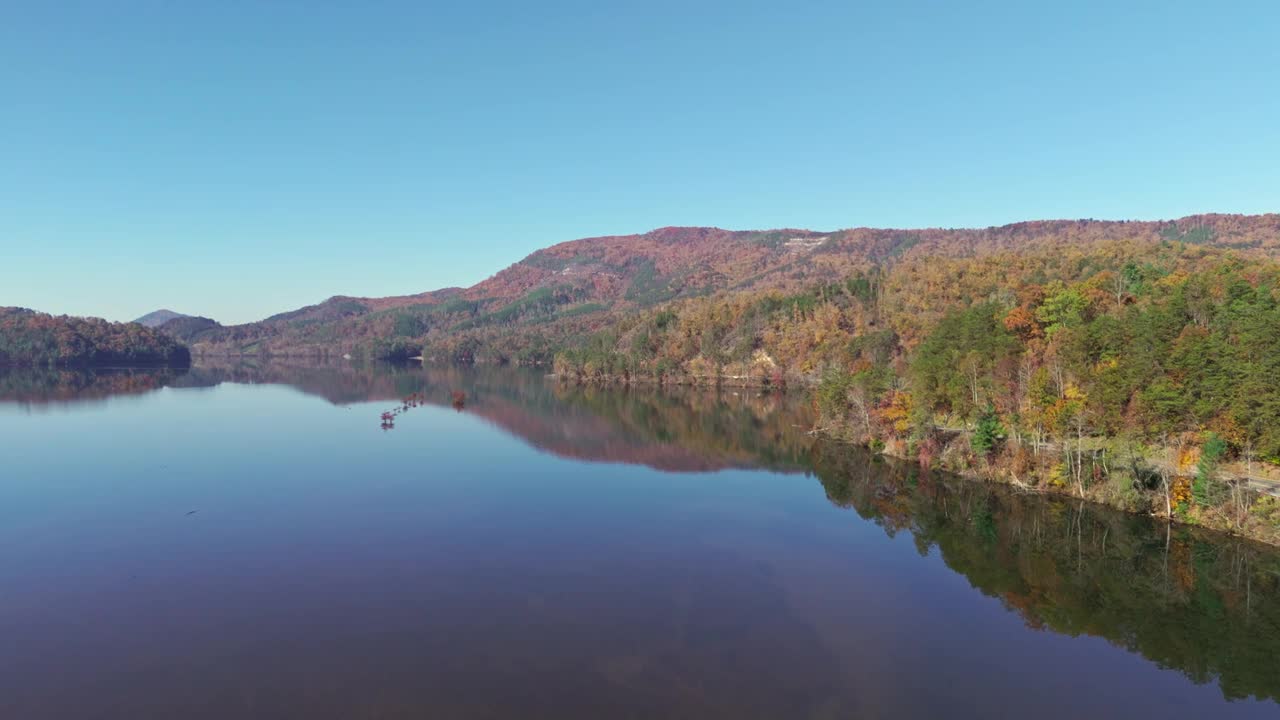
[0,366,196,407]
[0,362,818,474]
[459,380,816,473]
[2,362,1278,705]
[810,445,1280,705]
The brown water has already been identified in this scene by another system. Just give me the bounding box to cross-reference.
[1,363,1277,719]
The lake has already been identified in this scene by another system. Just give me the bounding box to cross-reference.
[1,363,1277,719]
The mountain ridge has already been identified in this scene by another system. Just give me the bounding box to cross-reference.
[175,213,1280,362]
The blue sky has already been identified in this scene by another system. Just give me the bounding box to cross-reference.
[2,1,1277,324]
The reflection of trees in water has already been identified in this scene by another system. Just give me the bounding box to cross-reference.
[179,359,429,405]
[407,367,819,472]
[5,362,1278,705]
[0,361,441,408]
[0,363,819,473]
[0,366,192,406]
[515,382,817,472]
[809,443,1280,704]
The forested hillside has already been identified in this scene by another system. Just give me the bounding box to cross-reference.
[0,308,191,368]
[155,315,222,342]
[551,238,1280,543]
[148,212,1280,541]
[179,214,1280,364]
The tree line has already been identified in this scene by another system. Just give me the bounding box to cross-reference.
[551,241,1280,543]
[0,308,191,368]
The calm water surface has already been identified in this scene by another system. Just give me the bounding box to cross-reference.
[1,364,1277,719]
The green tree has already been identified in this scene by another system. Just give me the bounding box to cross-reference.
[1035,287,1088,336]
[1194,433,1228,506]
[912,302,1018,422]
[971,406,1007,457]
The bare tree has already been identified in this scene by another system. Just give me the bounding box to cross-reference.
[1111,268,1130,307]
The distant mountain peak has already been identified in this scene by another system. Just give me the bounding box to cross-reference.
[135,309,191,328]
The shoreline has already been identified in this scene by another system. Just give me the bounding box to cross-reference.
[550,371,1280,548]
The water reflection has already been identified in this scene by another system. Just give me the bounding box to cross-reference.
[0,363,1276,711]
[810,446,1280,704]
[0,363,818,473]
[0,366,194,407]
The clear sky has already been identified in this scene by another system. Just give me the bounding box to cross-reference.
[2,1,1277,324]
